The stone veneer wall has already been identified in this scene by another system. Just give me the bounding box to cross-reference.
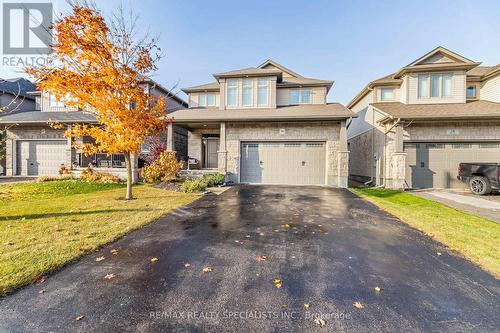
[224,121,343,186]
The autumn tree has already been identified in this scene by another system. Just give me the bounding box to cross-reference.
[26,4,167,199]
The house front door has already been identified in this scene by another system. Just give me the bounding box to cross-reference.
[203,137,219,169]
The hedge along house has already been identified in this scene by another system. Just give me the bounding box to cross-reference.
[347,47,500,189]
[170,60,355,187]
[0,78,188,181]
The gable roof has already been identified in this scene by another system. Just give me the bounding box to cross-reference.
[182,82,220,93]
[406,46,476,67]
[258,59,303,78]
[213,67,282,80]
[372,100,500,122]
[0,78,36,99]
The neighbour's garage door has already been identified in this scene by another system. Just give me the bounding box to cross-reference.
[16,140,67,176]
[240,142,326,185]
[405,142,500,189]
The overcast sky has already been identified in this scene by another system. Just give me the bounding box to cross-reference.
[1,0,499,105]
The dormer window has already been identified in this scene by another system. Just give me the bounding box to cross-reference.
[466,85,477,98]
[290,88,311,104]
[227,79,238,106]
[380,88,395,101]
[257,79,268,106]
[242,79,253,106]
[418,73,452,98]
[198,93,215,107]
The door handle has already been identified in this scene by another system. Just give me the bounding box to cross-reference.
[302,161,306,166]
[259,161,263,165]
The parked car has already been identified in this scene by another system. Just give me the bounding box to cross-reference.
[457,163,500,195]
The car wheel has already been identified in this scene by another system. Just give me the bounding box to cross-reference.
[469,176,492,195]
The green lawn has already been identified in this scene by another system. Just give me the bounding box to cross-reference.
[351,188,500,278]
[0,181,199,295]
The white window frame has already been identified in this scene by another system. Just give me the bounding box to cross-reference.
[49,93,65,107]
[418,73,453,99]
[257,79,268,106]
[290,88,312,104]
[198,93,216,107]
[198,94,207,107]
[207,93,216,106]
[380,88,395,101]
[242,79,253,106]
[227,79,238,106]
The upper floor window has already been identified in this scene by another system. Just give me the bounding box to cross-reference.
[380,88,395,101]
[242,79,253,106]
[227,79,238,106]
[466,85,477,98]
[257,79,268,106]
[290,88,311,104]
[418,73,452,98]
[49,94,65,107]
[198,93,215,107]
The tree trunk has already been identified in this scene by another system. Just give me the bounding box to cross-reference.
[124,152,133,200]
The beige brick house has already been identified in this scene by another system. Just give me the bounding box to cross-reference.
[0,78,187,180]
[172,60,354,187]
[347,47,500,189]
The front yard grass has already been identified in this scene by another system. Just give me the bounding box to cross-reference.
[351,188,500,278]
[0,181,200,295]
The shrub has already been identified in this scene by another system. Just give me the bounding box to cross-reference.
[140,138,166,164]
[80,166,121,184]
[59,164,73,175]
[37,174,75,182]
[141,151,182,183]
[202,173,225,186]
[181,179,207,193]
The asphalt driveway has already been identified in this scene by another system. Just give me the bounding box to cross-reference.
[1,186,499,332]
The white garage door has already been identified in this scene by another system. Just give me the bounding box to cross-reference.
[240,142,326,185]
[405,142,500,189]
[16,140,67,176]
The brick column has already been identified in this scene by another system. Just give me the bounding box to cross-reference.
[337,150,349,188]
[217,122,227,174]
[389,152,407,190]
[166,122,174,152]
[6,138,14,176]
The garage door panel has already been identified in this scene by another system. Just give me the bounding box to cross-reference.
[405,142,500,189]
[16,140,67,176]
[240,142,326,185]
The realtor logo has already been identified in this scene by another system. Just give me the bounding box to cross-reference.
[2,2,53,54]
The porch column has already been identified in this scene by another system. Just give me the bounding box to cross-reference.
[389,123,406,190]
[166,122,174,151]
[217,122,227,174]
[6,138,14,176]
[66,125,73,166]
[337,120,349,188]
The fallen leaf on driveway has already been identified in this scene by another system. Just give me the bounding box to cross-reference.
[95,256,105,262]
[314,318,326,327]
[259,232,265,236]
[374,286,381,293]
[39,289,46,294]
[150,257,159,263]
[35,276,46,284]
[353,301,364,309]
[282,224,290,228]
[184,263,191,267]
[75,315,85,321]
[256,255,267,262]
[110,249,119,255]
[256,273,260,277]
[104,274,116,280]
[304,303,310,309]
[437,252,442,256]
[273,278,282,288]
[203,267,213,273]
[245,235,251,238]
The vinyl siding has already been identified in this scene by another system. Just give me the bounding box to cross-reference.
[407,71,466,104]
[276,86,326,106]
[479,74,500,103]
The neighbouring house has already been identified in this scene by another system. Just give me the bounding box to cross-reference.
[347,46,500,189]
[170,59,354,186]
[0,78,188,180]
[0,78,37,175]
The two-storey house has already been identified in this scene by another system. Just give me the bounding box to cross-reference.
[172,60,354,186]
[0,78,187,180]
[347,47,500,189]
[0,78,37,175]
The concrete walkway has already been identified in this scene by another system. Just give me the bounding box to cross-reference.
[412,190,500,223]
